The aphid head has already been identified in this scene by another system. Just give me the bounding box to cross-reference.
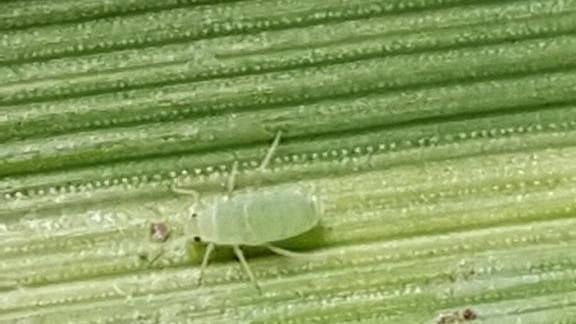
[190,210,202,242]
[185,197,207,243]
[177,189,205,242]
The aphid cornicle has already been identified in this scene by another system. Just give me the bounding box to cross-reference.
[172,131,322,292]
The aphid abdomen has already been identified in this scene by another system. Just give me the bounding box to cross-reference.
[198,186,319,246]
[244,187,318,244]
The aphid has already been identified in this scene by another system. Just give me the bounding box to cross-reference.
[436,308,478,323]
[150,221,170,242]
[172,131,322,292]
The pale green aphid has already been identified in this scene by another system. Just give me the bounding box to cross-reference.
[172,131,322,292]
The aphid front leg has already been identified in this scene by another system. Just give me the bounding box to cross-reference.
[145,250,165,265]
[198,243,215,285]
[233,245,261,293]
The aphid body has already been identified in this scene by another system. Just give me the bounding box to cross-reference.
[193,185,319,245]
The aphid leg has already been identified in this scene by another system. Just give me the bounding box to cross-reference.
[233,245,262,293]
[265,244,324,261]
[198,243,215,286]
[259,130,282,171]
[147,248,165,265]
[226,161,239,194]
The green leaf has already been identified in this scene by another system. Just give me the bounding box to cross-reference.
[1,0,576,323]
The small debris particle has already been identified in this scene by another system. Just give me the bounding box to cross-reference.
[435,308,478,323]
[150,222,170,242]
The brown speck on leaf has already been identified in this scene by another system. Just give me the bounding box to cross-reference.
[462,308,477,320]
[150,222,170,242]
[435,308,477,323]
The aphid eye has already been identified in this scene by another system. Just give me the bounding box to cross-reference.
[193,236,201,242]
[191,213,198,218]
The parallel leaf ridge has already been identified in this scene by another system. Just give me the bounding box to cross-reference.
[1,0,576,323]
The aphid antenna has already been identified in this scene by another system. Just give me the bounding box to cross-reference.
[171,183,200,211]
[144,204,163,218]
[226,160,239,194]
[259,130,283,172]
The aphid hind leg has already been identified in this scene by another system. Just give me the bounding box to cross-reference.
[198,243,215,286]
[233,245,261,293]
[265,244,323,260]
[259,130,282,171]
